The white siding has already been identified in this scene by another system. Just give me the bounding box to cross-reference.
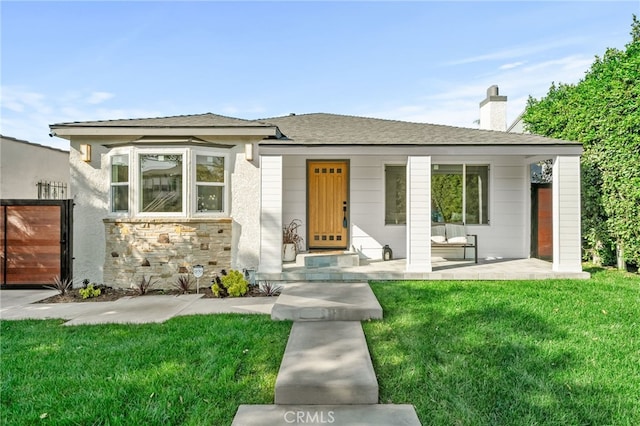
[280,153,536,262]
[552,155,582,272]
[282,155,409,260]
[259,155,283,273]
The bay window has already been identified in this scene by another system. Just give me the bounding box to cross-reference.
[140,154,183,213]
[108,147,228,217]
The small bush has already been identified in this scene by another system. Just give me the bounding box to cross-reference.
[132,276,158,295]
[79,284,101,299]
[173,275,192,294]
[46,276,73,296]
[258,281,282,297]
[212,269,248,297]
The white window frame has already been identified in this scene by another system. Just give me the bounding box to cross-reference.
[430,161,491,226]
[107,146,230,218]
[383,162,408,226]
[192,149,230,217]
[108,148,131,216]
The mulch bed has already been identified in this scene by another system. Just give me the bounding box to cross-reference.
[37,284,266,304]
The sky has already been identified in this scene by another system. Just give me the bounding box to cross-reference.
[1,0,639,151]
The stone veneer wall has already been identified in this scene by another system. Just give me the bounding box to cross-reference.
[103,218,232,289]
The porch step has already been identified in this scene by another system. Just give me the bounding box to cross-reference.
[271,282,383,322]
[275,321,378,405]
[232,404,421,425]
[301,252,360,268]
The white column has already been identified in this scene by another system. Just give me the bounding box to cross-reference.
[552,155,582,272]
[406,156,432,272]
[259,155,283,273]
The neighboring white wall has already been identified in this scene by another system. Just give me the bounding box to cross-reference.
[552,155,582,272]
[0,136,69,199]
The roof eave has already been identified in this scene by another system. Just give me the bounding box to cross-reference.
[49,126,280,140]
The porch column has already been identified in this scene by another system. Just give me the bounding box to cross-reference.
[259,155,283,273]
[552,155,582,272]
[406,156,432,272]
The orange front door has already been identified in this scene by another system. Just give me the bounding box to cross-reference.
[307,160,349,249]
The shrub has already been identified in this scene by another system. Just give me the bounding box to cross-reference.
[258,281,283,297]
[132,276,158,295]
[173,275,192,294]
[79,284,101,299]
[46,276,73,296]
[212,269,248,297]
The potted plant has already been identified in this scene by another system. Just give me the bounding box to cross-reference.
[283,219,304,262]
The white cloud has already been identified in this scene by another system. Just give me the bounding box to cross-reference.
[87,91,115,105]
[0,86,161,149]
[500,61,526,70]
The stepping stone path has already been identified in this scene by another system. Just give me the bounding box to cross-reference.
[232,282,421,425]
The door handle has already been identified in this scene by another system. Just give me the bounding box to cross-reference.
[342,201,348,228]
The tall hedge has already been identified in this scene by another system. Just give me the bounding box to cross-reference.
[523,16,640,269]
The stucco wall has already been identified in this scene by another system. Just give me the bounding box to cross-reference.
[0,136,69,199]
[70,139,261,286]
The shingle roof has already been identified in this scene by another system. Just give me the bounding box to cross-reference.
[50,111,579,147]
[51,113,273,129]
[259,113,578,146]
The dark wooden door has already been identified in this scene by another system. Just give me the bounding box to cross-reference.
[1,200,73,288]
[531,184,553,260]
[307,160,349,249]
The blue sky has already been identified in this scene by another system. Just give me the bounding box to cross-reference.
[2,1,639,150]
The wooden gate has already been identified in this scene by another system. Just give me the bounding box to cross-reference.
[531,184,553,260]
[1,200,73,288]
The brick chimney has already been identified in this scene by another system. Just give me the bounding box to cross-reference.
[479,85,507,131]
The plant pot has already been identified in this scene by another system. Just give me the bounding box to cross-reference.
[282,243,297,262]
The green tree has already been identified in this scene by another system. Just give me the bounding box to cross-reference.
[523,15,640,270]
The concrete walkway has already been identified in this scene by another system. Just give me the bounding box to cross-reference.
[0,290,276,324]
[234,282,421,426]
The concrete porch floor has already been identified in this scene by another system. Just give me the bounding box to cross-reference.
[256,257,590,282]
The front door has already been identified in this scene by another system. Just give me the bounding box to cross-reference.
[307,160,349,249]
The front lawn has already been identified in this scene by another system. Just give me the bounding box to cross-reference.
[0,315,290,425]
[2,268,638,425]
[365,267,640,425]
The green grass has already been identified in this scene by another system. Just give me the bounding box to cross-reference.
[364,267,640,425]
[0,315,291,425]
[2,269,639,425]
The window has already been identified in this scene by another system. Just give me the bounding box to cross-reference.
[196,155,225,212]
[140,154,183,213]
[431,164,489,224]
[385,165,406,225]
[108,147,229,217]
[110,154,129,212]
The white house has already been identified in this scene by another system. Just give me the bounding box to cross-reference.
[49,91,584,287]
